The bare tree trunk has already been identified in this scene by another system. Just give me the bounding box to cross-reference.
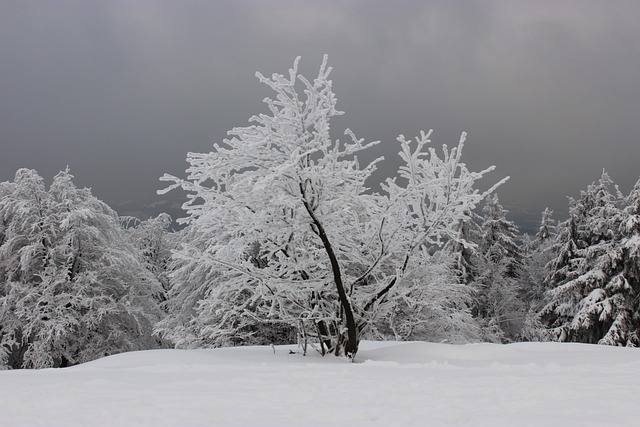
[301,184,359,358]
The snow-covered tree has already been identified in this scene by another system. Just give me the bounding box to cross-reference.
[519,208,558,340]
[380,248,482,344]
[0,169,52,367]
[539,171,640,345]
[158,56,506,358]
[124,213,177,304]
[605,179,640,345]
[448,211,483,286]
[156,224,298,349]
[473,194,526,341]
[536,207,557,245]
[480,194,524,278]
[523,209,557,302]
[0,169,164,368]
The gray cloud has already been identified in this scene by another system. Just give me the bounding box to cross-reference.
[2,0,639,232]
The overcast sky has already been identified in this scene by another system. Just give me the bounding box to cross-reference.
[2,0,639,233]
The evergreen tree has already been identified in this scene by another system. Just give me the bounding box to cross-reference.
[480,194,524,278]
[536,207,557,245]
[449,212,483,286]
[474,194,525,341]
[604,179,640,345]
[539,171,640,345]
[520,209,559,340]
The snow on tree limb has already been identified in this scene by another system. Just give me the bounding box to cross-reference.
[158,56,505,357]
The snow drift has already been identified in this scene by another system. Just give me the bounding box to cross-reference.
[1,341,638,426]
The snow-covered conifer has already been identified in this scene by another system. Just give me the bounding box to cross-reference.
[536,207,557,245]
[448,212,483,286]
[480,194,524,278]
[539,171,640,345]
[520,209,558,340]
[473,194,525,341]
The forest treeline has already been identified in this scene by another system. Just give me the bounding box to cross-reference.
[1,167,639,369]
[2,57,639,368]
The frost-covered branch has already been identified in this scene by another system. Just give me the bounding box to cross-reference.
[158,56,505,358]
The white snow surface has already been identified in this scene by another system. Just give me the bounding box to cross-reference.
[1,341,638,426]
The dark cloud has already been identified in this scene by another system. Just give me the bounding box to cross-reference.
[2,0,639,233]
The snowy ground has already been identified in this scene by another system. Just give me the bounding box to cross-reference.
[1,341,638,427]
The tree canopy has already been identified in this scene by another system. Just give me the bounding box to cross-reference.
[158,56,506,358]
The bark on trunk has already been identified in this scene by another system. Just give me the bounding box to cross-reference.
[300,184,359,358]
